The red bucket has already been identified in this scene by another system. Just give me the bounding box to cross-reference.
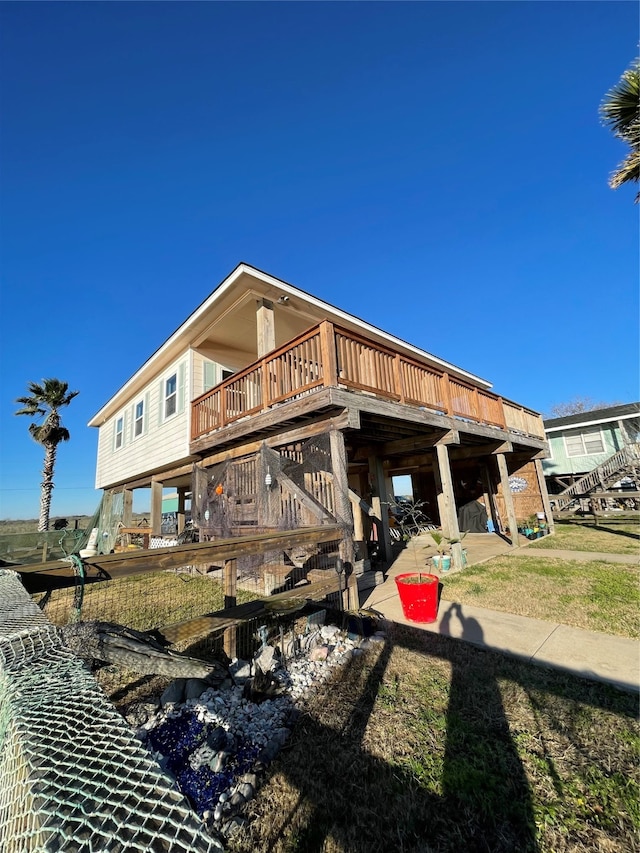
[394,573,440,623]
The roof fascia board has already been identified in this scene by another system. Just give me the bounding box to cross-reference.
[545,411,639,433]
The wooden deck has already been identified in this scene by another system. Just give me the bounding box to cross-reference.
[191,320,544,445]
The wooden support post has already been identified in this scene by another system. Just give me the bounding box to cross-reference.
[330,429,355,568]
[123,489,133,528]
[177,487,186,535]
[534,458,555,534]
[480,464,499,533]
[496,453,520,547]
[150,481,163,536]
[223,558,237,659]
[347,572,359,611]
[368,455,393,564]
[256,299,275,358]
[433,443,463,568]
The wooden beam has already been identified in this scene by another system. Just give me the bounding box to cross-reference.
[491,442,513,454]
[435,429,460,446]
[328,388,548,448]
[275,468,336,523]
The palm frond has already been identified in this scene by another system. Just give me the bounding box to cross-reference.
[609,146,640,191]
[600,63,640,141]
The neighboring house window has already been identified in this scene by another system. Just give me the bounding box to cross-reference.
[134,399,145,437]
[165,374,177,418]
[114,416,124,450]
[565,427,605,457]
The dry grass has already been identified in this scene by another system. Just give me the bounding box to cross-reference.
[33,571,258,630]
[228,626,640,853]
[529,520,639,555]
[440,556,639,638]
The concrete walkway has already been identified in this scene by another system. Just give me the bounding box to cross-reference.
[360,533,640,693]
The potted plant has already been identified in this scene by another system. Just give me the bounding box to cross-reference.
[428,531,467,571]
[429,531,452,572]
[394,571,440,623]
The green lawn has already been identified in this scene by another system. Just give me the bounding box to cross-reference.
[528,519,639,555]
[440,555,639,638]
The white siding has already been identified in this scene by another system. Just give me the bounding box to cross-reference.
[95,355,192,489]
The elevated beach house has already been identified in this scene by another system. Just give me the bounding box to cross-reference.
[89,264,551,569]
[542,402,640,511]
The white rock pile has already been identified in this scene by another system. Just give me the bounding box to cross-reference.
[129,618,386,841]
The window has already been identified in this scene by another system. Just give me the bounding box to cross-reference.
[158,363,185,424]
[165,374,177,418]
[114,416,124,450]
[134,399,145,437]
[565,427,605,457]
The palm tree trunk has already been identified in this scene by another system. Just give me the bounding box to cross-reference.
[38,442,57,532]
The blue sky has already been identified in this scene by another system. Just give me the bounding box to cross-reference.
[0,1,637,520]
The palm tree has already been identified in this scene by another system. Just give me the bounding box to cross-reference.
[600,59,640,201]
[15,379,79,531]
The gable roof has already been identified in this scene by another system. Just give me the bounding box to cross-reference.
[89,262,493,426]
[544,402,640,432]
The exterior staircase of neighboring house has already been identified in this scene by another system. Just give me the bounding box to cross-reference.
[550,443,640,512]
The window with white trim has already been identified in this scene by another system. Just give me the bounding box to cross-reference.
[114,416,124,450]
[164,373,177,418]
[565,427,605,457]
[134,399,145,437]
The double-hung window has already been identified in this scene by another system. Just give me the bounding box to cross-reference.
[565,427,605,457]
[114,416,124,450]
[134,399,145,437]
[165,374,177,419]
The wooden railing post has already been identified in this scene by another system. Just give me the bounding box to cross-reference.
[472,387,481,423]
[221,385,227,428]
[261,356,271,412]
[496,396,506,429]
[320,321,338,387]
[442,373,453,415]
[394,354,404,403]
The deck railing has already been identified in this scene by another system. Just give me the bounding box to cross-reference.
[191,321,545,442]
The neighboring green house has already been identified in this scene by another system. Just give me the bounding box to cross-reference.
[542,402,640,492]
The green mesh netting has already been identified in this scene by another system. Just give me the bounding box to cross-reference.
[0,569,223,853]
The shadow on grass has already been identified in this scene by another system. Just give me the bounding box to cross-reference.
[238,624,547,853]
[233,607,639,853]
[589,524,640,541]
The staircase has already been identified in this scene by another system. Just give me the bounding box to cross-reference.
[551,443,640,512]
